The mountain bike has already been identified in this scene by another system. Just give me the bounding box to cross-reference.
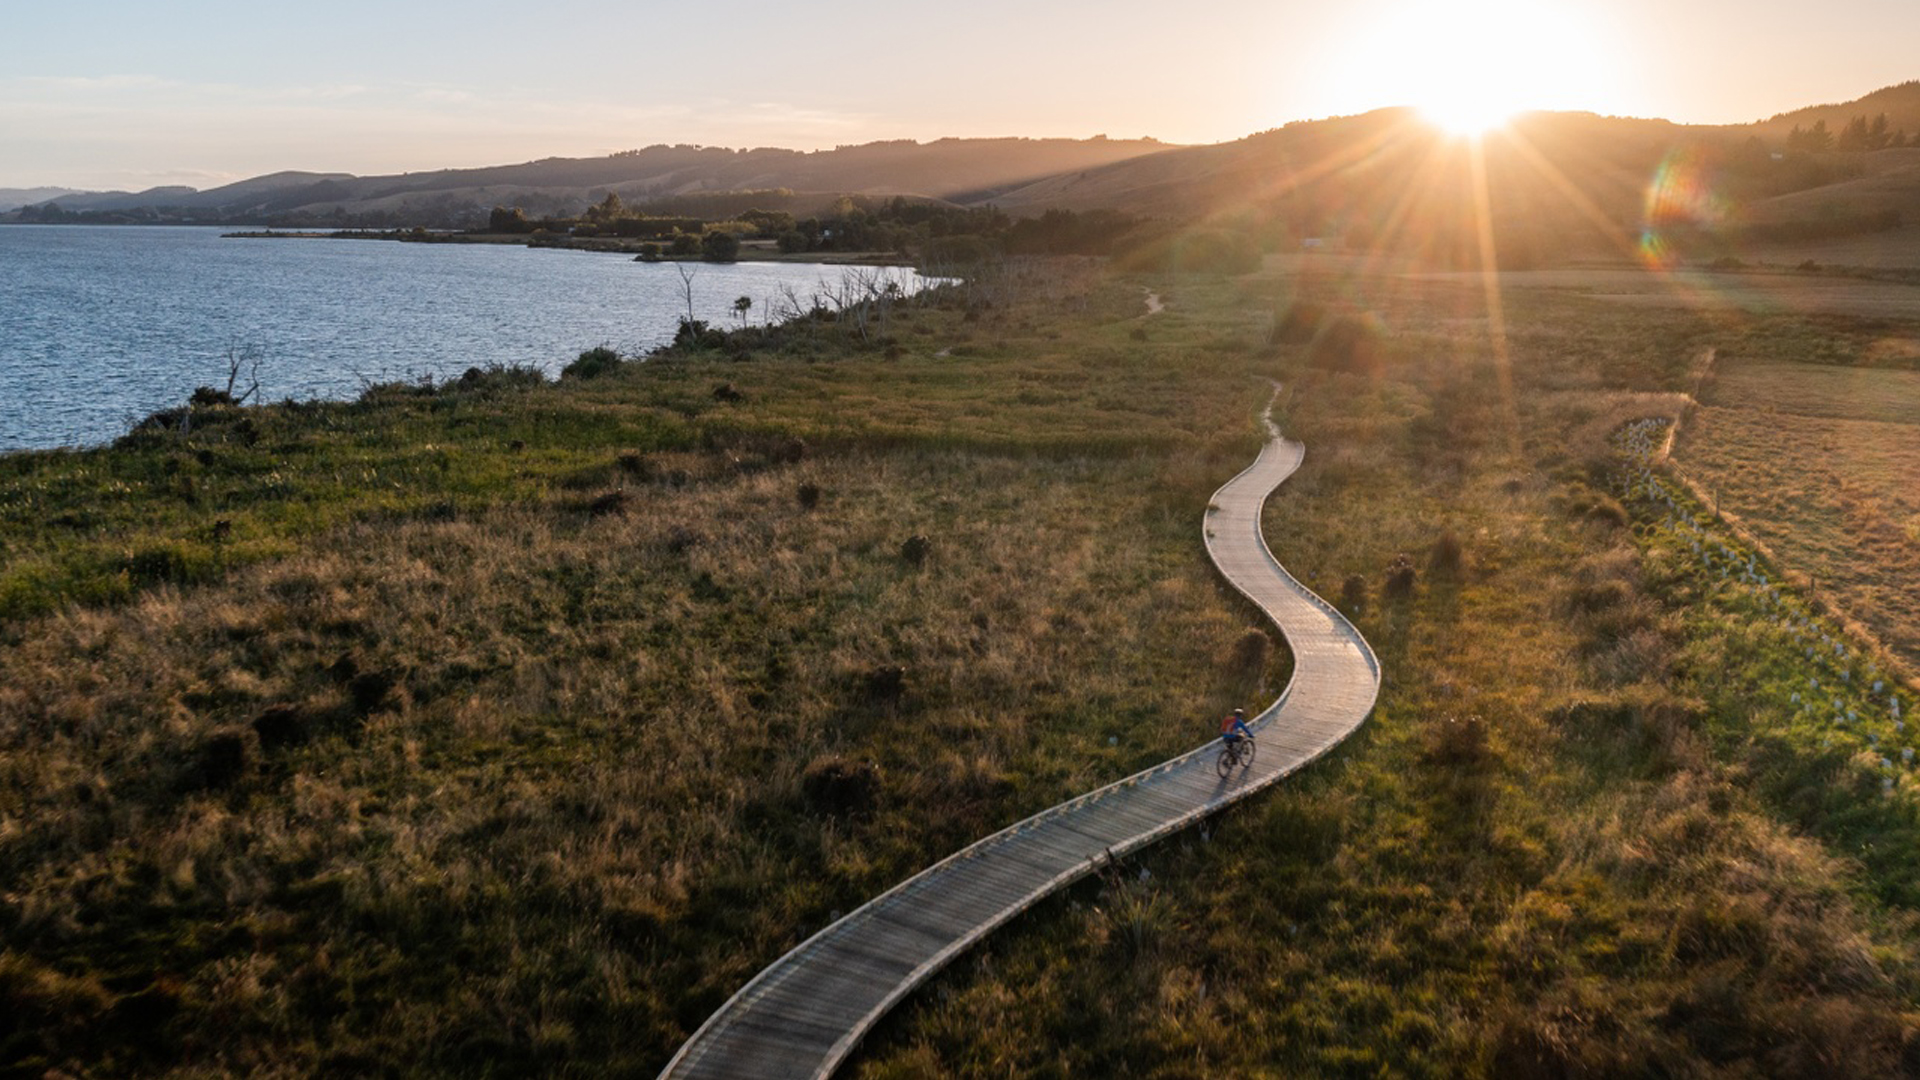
[1215,735,1256,778]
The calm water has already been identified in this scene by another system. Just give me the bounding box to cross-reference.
[0,226,932,450]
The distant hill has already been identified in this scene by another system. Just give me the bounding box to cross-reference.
[10,81,1919,261]
[5,140,1173,229]
[1743,147,1920,222]
[0,187,83,213]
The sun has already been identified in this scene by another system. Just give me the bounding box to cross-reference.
[1324,0,1619,135]
[1422,87,1518,137]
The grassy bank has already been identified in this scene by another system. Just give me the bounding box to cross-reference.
[5,257,1920,1075]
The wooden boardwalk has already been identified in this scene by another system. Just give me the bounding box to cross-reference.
[659,400,1380,1079]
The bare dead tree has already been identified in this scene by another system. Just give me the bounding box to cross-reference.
[674,262,699,327]
[224,343,263,405]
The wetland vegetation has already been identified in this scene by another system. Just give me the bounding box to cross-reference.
[5,251,1920,1076]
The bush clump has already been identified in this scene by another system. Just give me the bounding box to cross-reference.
[1270,299,1328,345]
[1429,528,1466,576]
[177,728,251,792]
[1308,312,1389,377]
[1384,552,1417,599]
[562,347,623,381]
[863,664,908,704]
[801,756,881,817]
[1340,573,1368,614]
[1422,713,1489,767]
[899,534,933,566]
[586,490,629,518]
[1226,627,1273,680]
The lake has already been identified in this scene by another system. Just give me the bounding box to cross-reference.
[0,226,934,450]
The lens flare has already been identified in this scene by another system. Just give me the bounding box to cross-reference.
[1639,150,1730,266]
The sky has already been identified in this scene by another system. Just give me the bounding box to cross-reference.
[4,0,1918,192]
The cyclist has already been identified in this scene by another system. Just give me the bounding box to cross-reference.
[1220,707,1253,746]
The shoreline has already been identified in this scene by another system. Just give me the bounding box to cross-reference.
[220,228,914,266]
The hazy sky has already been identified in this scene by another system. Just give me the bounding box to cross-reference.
[4,0,1917,191]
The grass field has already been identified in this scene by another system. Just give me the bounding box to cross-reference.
[7,256,1920,1076]
[1675,352,1920,675]
[847,273,1920,1078]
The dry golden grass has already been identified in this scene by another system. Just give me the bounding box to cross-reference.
[1676,357,1920,673]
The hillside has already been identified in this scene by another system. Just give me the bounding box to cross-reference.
[0,187,81,213]
[8,138,1173,228]
[1743,146,1920,221]
[1748,79,1920,142]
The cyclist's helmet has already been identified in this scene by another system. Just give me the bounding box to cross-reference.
[1233,708,1245,719]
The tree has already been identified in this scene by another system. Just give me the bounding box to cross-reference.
[701,230,741,262]
[488,206,529,233]
[585,192,625,223]
[733,296,752,328]
[1838,115,1871,152]
[1787,119,1833,152]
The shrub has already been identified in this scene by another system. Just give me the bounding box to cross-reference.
[1340,573,1368,613]
[1384,552,1417,599]
[1429,528,1466,576]
[899,535,932,566]
[1585,496,1630,528]
[863,664,908,703]
[178,728,251,792]
[1270,299,1327,345]
[1308,313,1388,377]
[672,319,725,350]
[252,705,314,751]
[1422,713,1489,767]
[796,482,821,509]
[586,490,629,518]
[455,364,546,393]
[801,756,881,817]
[701,230,741,262]
[561,346,622,381]
[347,669,399,716]
[1227,627,1273,679]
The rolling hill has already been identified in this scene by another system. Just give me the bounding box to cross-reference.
[7,138,1174,228]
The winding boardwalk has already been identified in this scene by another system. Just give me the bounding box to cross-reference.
[659,397,1381,1079]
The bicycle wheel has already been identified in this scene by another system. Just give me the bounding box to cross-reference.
[1216,744,1236,779]
[1240,736,1256,769]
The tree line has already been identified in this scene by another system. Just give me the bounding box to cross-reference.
[1785,113,1912,152]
